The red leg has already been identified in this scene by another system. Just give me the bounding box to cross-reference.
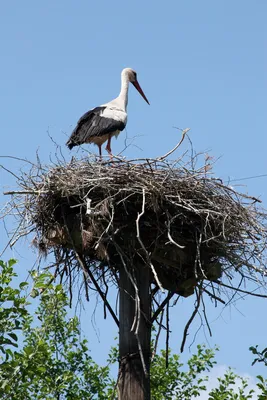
[105,135,113,159]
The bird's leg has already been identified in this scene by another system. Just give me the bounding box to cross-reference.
[105,135,113,160]
[98,144,102,161]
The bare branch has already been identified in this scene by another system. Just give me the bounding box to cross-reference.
[157,128,190,161]
[180,286,202,353]
[76,252,119,327]
[136,188,164,292]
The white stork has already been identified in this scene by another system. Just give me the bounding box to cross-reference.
[66,68,149,157]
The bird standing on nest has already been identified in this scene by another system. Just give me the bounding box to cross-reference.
[66,68,149,159]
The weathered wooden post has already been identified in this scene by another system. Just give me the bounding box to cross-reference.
[118,263,151,399]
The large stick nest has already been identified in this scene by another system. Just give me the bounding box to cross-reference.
[4,150,267,299]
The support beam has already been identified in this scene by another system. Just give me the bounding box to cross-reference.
[118,263,151,400]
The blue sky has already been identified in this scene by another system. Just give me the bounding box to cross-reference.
[1,0,267,384]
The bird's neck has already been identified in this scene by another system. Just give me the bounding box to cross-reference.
[118,74,129,110]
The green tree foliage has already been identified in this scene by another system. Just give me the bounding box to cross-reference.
[151,345,216,399]
[0,260,115,399]
[0,258,267,399]
[249,346,267,399]
[0,259,29,358]
[208,370,255,400]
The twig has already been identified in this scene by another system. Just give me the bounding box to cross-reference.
[166,213,185,249]
[76,252,119,327]
[136,188,164,292]
[166,298,170,368]
[84,272,89,302]
[10,228,35,248]
[4,190,45,195]
[200,285,226,304]
[201,295,212,338]
[214,280,267,298]
[151,309,165,361]
[136,333,148,377]
[180,286,202,353]
[0,155,37,166]
[151,291,175,323]
[157,128,190,161]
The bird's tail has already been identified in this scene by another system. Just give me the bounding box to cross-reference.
[66,139,74,150]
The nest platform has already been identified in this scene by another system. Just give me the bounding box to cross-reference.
[8,153,266,298]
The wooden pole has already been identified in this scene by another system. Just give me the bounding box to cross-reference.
[118,262,151,400]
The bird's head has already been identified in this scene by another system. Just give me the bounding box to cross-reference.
[122,68,150,105]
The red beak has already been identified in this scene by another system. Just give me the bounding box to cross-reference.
[132,80,150,105]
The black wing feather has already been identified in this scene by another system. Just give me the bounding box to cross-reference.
[66,106,125,149]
